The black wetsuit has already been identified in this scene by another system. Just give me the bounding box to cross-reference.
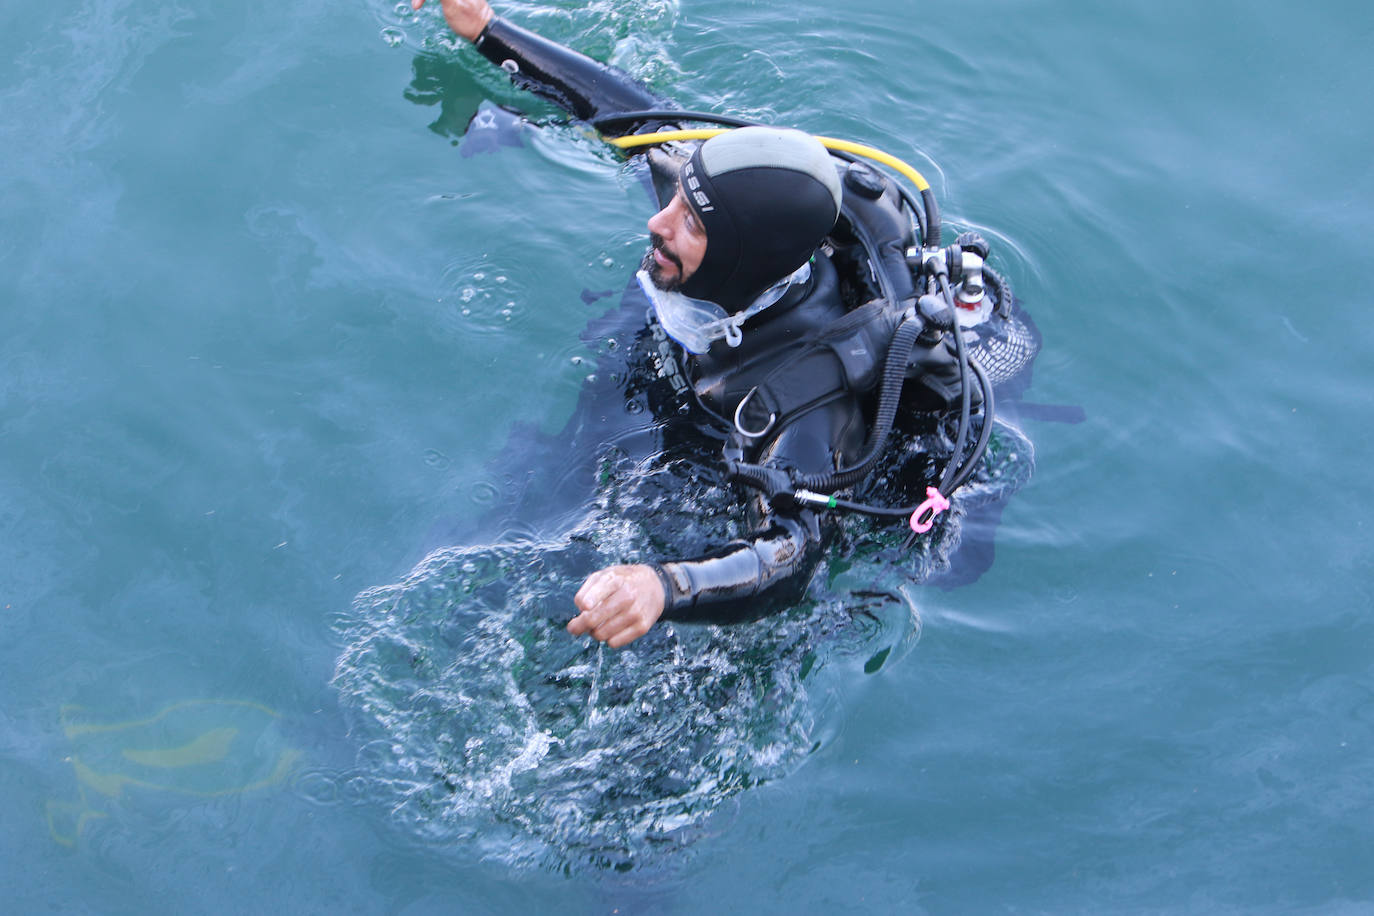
[466,17,1018,619]
[467,17,884,620]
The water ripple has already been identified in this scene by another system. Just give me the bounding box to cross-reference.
[332,423,1032,871]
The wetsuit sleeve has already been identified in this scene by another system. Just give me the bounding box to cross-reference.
[474,17,672,123]
[655,508,824,623]
[653,398,858,622]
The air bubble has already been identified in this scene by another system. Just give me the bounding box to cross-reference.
[380,27,404,47]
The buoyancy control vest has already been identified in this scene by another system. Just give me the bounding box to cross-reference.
[631,129,997,521]
[705,160,982,485]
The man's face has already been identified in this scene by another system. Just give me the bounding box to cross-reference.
[643,189,708,291]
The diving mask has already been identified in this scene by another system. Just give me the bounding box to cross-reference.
[637,261,811,355]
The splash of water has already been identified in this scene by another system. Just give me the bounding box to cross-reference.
[332,422,1031,871]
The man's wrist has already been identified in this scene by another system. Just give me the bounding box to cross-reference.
[652,562,697,616]
[472,13,497,46]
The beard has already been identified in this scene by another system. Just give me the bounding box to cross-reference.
[642,233,685,292]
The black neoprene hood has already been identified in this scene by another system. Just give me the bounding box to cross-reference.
[677,127,844,313]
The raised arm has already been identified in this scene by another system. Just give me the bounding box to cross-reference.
[414,0,670,122]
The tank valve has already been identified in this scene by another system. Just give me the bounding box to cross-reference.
[953,250,985,311]
[944,234,993,325]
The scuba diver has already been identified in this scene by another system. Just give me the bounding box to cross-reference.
[413,0,1034,648]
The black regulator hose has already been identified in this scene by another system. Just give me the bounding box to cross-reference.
[934,270,972,496]
[918,188,941,250]
[984,264,1013,318]
[799,352,994,521]
[791,315,923,492]
[944,356,995,493]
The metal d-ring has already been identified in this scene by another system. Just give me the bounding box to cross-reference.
[733,388,776,439]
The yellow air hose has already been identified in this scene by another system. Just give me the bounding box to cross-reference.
[606,128,931,192]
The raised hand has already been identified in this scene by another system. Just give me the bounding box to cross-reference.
[411,0,494,42]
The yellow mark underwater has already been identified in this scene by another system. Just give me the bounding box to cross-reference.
[48,699,300,847]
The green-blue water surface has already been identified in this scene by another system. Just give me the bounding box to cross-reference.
[4,0,1373,912]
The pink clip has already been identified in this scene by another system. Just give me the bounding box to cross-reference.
[909,487,950,534]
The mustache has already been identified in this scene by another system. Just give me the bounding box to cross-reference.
[649,233,683,271]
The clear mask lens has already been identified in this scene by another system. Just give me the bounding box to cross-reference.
[637,271,731,354]
[636,262,810,355]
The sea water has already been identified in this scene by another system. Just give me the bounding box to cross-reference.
[3,0,1373,912]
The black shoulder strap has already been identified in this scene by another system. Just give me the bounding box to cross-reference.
[731,300,890,443]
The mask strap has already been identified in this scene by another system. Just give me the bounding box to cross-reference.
[724,320,744,348]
